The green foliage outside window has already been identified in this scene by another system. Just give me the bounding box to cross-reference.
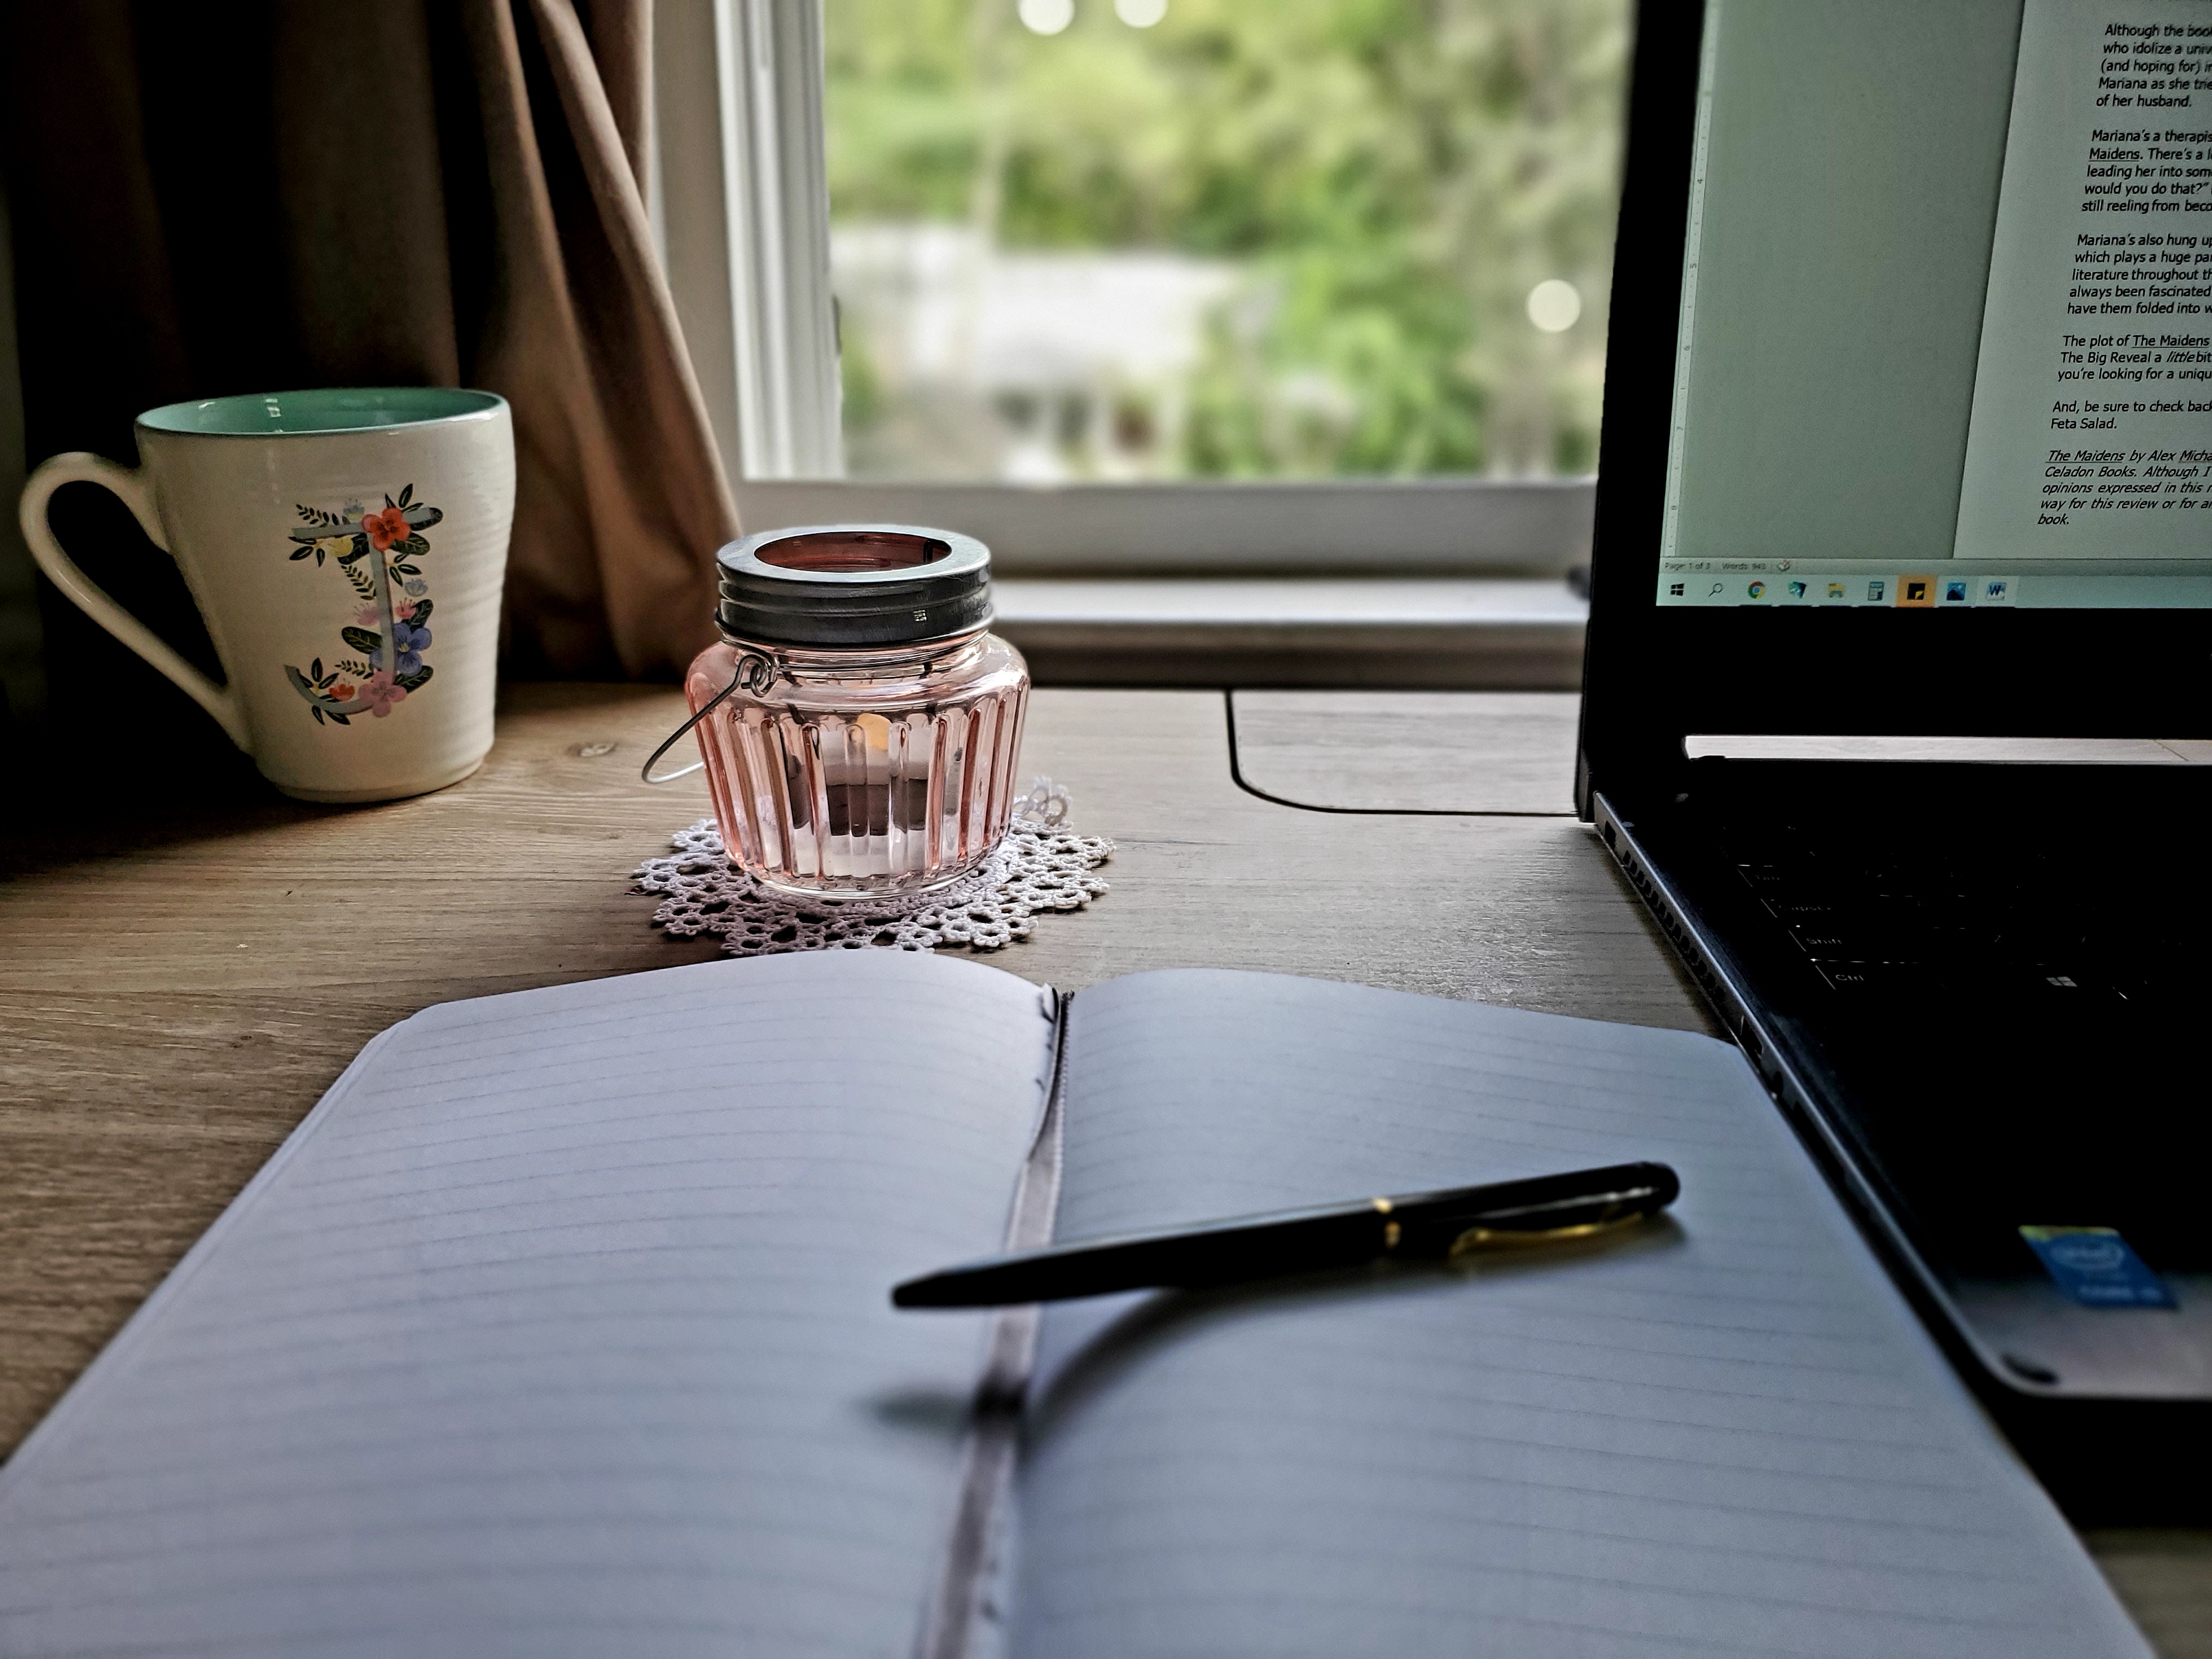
[825,0,1629,478]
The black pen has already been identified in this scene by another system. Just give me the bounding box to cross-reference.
[891,1160,1679,1308]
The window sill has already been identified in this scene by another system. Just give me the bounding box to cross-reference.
[735,478,1593,576]
[992,578,1587,689]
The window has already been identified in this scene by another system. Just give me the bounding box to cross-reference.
[652,0,1622,572]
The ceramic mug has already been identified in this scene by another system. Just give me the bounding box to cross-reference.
[20,387,515,802]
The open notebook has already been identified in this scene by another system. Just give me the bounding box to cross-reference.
[0,955,2147,1657]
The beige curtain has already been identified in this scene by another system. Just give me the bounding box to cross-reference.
[3,0,737,724]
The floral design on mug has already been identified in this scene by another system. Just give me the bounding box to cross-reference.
[280,484,443,725]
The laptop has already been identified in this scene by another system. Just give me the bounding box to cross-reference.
[1579,0,2212,1520]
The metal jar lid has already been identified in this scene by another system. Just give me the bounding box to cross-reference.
[714,524,994,648]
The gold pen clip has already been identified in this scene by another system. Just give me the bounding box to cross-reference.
[1446,1202,1646,1258]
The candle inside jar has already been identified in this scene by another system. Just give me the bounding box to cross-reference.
[679,529,1030,899]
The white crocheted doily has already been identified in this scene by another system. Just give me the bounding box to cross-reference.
[634,779,1114,955]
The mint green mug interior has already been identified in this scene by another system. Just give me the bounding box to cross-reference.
[138,387,505,438]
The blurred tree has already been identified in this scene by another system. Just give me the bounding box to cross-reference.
[822,0,1627,477]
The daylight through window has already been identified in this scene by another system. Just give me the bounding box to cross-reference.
[823,0,1630,485]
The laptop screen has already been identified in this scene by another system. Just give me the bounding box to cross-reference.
[1653,0,2211,612]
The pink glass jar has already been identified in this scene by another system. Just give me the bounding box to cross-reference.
[668,526,1030,899]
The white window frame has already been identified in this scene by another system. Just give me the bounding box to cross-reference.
[649,0,1593,579]
[653,0,842,482]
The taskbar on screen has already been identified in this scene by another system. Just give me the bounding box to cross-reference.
[1655,560,2212,610]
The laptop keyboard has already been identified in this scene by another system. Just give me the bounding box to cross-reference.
[1727,832,2187,1003]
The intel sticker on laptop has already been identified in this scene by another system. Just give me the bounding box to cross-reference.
[2019,1226,2176,1309]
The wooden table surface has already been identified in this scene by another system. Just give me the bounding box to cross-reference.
[1232,688,1582,813]
[2,684,2204,1652]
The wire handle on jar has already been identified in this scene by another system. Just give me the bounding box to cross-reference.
[641,651,774,785]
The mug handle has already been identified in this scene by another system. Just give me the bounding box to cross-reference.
[19,452,248,749]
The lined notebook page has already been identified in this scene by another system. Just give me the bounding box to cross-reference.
[1011,970,2146,1659]
[0,953,1056,1659]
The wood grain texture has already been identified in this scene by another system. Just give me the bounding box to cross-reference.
[2085,1533,2212,1659]
[1232,690,1581,814]
[0,682,2197,1648]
